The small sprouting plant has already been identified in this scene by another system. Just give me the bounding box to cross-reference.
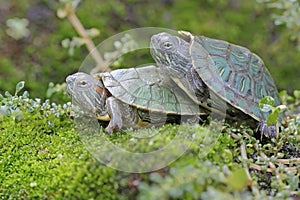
[259,96,286,126]
[279,90,300,135]
[259,92,300,135]
[0,81,72,131]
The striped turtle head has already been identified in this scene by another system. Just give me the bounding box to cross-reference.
[66,72,108,117]
[150,32,192,74]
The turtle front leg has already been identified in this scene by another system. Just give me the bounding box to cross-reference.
[105,97,139,134]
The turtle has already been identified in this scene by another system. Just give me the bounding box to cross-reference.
[150,31,281,138]
[66,65,209,134]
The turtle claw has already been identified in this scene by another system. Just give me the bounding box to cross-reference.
[106,118,123,135]
[257,122,277,139]
[105,125,120,135]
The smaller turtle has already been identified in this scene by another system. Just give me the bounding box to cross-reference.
[66,65,208,134]
[150,31,281,138]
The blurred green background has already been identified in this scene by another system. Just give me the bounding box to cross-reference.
[0,0,299,99]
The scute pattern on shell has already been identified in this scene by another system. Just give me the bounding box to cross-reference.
[99,66,204,115]
[191,36,280,121]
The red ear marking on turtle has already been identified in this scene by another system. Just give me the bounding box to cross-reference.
[94,85,104,95]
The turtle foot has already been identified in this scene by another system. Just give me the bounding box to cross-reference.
[256,122,277,139]
[105,125,120,135]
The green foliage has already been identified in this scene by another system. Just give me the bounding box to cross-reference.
[0,81,72,129]
[135,103,300,199]
[137,125,300,199]
[259,96,285,126]
[257,0,300,50]
[137,159,253,200]
[46,82,70,103]
[1,0,300,98]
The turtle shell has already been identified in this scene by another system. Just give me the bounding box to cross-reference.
[97,65,205,115]
[188,34,280,121]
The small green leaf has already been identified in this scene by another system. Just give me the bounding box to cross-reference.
[22,91,29,98]
[294,90,300,100]
[15,81,25,95]
[287,172,300,191]
[28,107,35,113]
[5,91,12,98]
[6,18,30,40]
[226,168,249,191]
[279,90,294,103]
[221,149,233,163]
[260,96,275,107]
[0,93,3,100]
[267,107,280,126]
[279,90,287,98]
[6,108,12,116]
[259,96,275,112]
[15,113,23,122]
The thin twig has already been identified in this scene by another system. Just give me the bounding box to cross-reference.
[67,11,110,72]
[232,132,300,174]
[249,163,298,173]
[277,158,300,165]
[241,132,277,170]
[240,141,260,195]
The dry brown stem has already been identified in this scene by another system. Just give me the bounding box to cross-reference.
[67,10,110,72]
[232,132,300,173]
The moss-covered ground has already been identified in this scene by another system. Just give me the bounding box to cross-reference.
[0,85,299,199]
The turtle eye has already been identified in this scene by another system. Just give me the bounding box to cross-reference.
[163,41,173,50]
[77,79,89,88]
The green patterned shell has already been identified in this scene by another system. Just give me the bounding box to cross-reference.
[97,65,204,115]
[189,34,280,121]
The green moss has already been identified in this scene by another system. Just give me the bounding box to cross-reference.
[0,88,123,199]
[0,83,300,199]
[0,115,124,199]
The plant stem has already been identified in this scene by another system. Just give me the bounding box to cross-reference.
[240,141,260,195]
[67,11,110,72]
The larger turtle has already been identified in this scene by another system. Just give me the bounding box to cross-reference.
[66,65,208,134]
[150,31,281,137]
